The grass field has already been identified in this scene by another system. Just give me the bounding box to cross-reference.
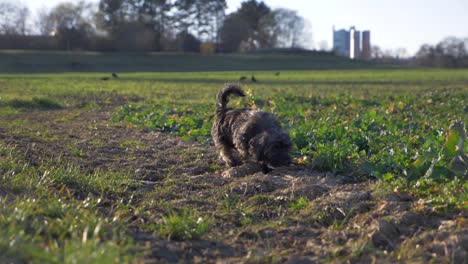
[0,50,379,73]
[0,60,467,263]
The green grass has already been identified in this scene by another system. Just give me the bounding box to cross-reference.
[0,50,376,73]
[0,97,63,110]
[157,208,212,240]
[108,70,467,183]
[2,69,466,191]
[0,67,467,262]
[0,143,136,263]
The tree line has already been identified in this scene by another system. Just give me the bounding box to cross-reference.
[414,37,468,68]
[0,0,311,53]
[370,37,468,68]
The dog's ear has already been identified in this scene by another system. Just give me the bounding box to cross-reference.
[249,133,267,161]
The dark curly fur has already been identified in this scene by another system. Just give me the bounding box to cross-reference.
[211,84,292,173]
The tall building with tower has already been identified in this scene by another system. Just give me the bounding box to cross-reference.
[332,27,350,57]
[333,26,370,60]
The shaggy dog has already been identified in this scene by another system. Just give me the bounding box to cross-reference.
[211,84,292,173]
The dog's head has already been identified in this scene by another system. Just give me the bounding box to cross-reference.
[250,131,292,168]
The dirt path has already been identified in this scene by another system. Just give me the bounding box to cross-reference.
[1,108,466,263]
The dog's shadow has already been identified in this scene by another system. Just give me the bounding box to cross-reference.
[222,162,301,178]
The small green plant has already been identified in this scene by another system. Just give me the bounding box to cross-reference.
[289,196,309,210]
[240,214,253,227]
[112,103,213,142]
[331,208,354,231]
[158,208,211,240]
[221,193,240,213]
[71,147,85,157]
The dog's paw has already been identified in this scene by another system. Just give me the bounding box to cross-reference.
[223,157,241,168]
[261,163,274,174]
[227,160,241,167]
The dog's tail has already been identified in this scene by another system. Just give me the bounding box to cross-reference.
[216,84,245,112]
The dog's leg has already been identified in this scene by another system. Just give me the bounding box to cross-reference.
[234,142,249,160]
[220,146,241,167]
[261,163,273,174]
[232,132,250,160]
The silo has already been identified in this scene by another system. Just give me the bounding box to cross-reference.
[361,31,371,60]
[351,28,360,59]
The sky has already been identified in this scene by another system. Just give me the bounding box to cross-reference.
[20,0,468,56]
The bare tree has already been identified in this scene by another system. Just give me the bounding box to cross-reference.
[371,45,383,59]
[271,8,302,48]
[46,1,97,49]
[170,0,226,43]
[415,36,468,68]
[259,8,312,49]
[437,37,467,59]
[49,1,96,33]
[36,6,55,35]
[0,1,30,35]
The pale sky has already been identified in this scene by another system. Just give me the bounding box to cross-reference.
[20,0,468,55]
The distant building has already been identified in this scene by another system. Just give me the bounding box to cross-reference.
[332,28,350,57]
[333,26,370,60]
[350,27,360,59]
[361,30,371,60]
